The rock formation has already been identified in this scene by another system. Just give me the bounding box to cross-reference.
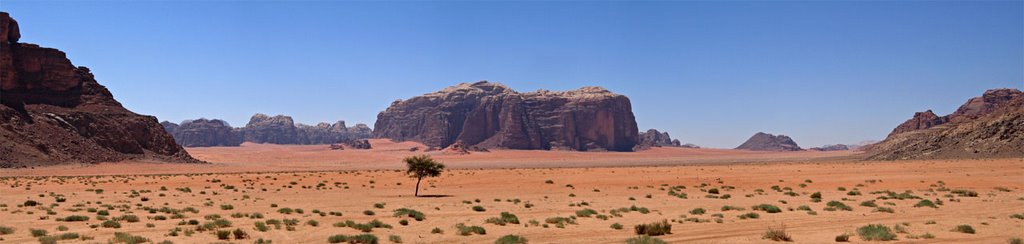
[887,89,1022,137]
[236,113,371,145]
[634,129,698,150]
[346,139,372,149]
[373,81,640,151]
[735,132,802,151]
[867,88,1024,160]
[0,12,199,167]
[808,144,849,151]
[161,119,242,147]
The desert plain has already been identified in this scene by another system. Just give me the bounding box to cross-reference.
[1,140,1022,244]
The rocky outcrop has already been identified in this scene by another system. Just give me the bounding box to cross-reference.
[809,144,849,151]
[346,139,372,149]
[735,132,802,151]
[373,81,640,151]
[236,113,371,145]
[0,12,199,167]
[888,89,1022,137]
[634,129,694,150]
[888,110,948,136]
[162,119,242,147]
[867,88,1024,160]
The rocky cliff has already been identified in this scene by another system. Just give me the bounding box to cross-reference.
[809,144,849,151]
[634,129,696,150]
[0,12,199,167]
[735,132,802,151]
[236,113,371,145]
[373,81,640,151]
[162,119,242,147]
[867,88,1023,160]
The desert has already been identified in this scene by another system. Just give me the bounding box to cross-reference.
[2,2,1023,244]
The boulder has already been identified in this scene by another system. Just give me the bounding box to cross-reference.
[373,81,639,151]
[346,139,372,149]
[163,119,242,147]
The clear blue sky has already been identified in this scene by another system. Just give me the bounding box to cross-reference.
[3,1,1021,148]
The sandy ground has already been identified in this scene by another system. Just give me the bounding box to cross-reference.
[0,141,1022,243]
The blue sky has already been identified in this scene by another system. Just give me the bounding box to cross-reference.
[3,1,1021,148]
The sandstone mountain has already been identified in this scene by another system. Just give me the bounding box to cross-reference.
[735,132,802,151]
[0,12,199,167]
[235,113,371,145]
[808,144,849,151]
[161,119,242,147]
[634,129,700,150]
[867,88,1023,160]
[373,81,640,151]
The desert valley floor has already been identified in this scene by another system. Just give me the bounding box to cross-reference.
[0,140,1022,243]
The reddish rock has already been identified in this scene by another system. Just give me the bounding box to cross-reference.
[373,81,639,151]
[162,119,242,147]
[237,114,372,145]
[0,12,198,167]
[634,129,684,150]
[735,132,802,151]
[346,139,372,149]
[868,88,1024,160]
[887,110,949,137]
[887,88,1022,137]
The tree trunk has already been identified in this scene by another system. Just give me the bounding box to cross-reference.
[415,177,422,197]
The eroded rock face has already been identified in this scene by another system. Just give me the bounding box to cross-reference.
[887,89,1023,137]
[346,139,371,149]
[162,119,242,147]
[868,88,1024,160]
[236,114,371,145]
[809,144,849,151]
[735,132,802,151]
[634,129,686,150]
[0,12,199,167]
[373,81,640,151]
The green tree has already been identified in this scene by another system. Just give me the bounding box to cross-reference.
[404,155,445,197]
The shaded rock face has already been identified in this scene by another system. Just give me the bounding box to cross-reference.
[0,12,198,167]
[162,119,242,147]
[373,81,640,151]
[735,132,802,151]
[888,89,1023,137]
[346,139,372,149]
[634,129,687,150]
[236,113,371,145]
[809,144,849,151]
[868,88,1024,160]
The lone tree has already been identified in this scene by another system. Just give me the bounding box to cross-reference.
[404,155,445,197]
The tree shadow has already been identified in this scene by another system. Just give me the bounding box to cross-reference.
[416,194,452,198]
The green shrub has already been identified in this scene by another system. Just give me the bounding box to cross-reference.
[738,212,760,219]
[857,224,896,241]
[60,215,89,222]
[101,220,122,228]
[485,212,521,226]
[625,235,667,244]
[495,235,528,244]
[0,226,12,235]
[30,229,48,237]
[472,206,486,212]
[689,208,706,215]
[328,234,378,244]
[826,201,853,211]
[456,223,487,236]
[111,232,150,244]
[611,223,624,229]
[634,220,671,236]
[216,230,231,240]
[914,200,938,208]
[762,224,792,242]
[1008,238,1023,244]
[232,228,248,239]
[575,209,598,217]
[752,204,782,213]
[835,233,850,242]
[393,208,425,221]
[952,225,975,234]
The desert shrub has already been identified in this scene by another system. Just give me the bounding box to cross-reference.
[689,208,706,215]
[118,215,141,223]
[328,234,378,244]
[835,233,850,242]
[485,212,520,226]
[951,189,978,197]
[216,230,231,240]
[752,204,782,213]
[857,224,896,241]
[472,206,486,212]
[495,234,528,244]
[762,224,792,241]
[363,210,375,216]
[914,200,938,208]
[60,215,89,222]
[399,219,408,226]
[952,225,975,234]
[860,200,877,207]
[826,201,852,211]
[278,208,293,214]
[456,223,487,236]
[721,205,744,211]
[307,220,319,227]
[220,204,234,210]
[232,228,248,239]
[739,212,760,219]
[1008,238,1023,244]
[874,207,895,213]
[0,226,12,235]
[431,227,443,234]
[102,220,122,228]
[388,235,402,243]
[30,229,48,237]
[393,208,425,221]
[634,220,671,236]
[255,222,269,232]
[625,235,667,244]
[575,209,598,217]
[111,232,149,244]
[611,223,624,229]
